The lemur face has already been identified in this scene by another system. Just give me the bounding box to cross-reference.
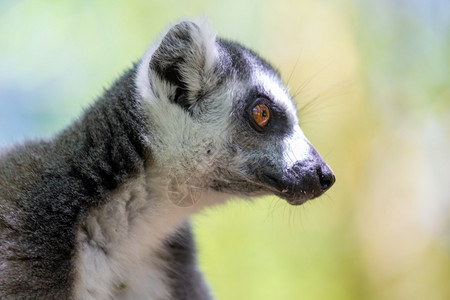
[137,20,335,205]
[214,40,335,205]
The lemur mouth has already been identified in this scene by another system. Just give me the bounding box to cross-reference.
[259,163,335,206]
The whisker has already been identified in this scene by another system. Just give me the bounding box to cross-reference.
[291,61,335,99]
[285,52,302,87]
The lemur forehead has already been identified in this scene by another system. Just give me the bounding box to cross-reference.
[254,72,296,111]
[243,52,298,121]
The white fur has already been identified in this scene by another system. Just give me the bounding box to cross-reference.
[74,175,229,300]
[142,88,232,179]
[178,18,218,98]
[253,71,297,115]
[136,43,158,102]
[242,46,297,116]
[282,125,312,169]
[193,17,218,72]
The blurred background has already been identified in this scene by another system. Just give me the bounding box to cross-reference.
[1,0,449,299]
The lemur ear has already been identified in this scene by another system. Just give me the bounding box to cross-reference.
[149,20,218,110]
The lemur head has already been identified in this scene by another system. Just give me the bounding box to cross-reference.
[136,20,335,206]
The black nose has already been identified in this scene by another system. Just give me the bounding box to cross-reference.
[316,165,335,191]
[274,160,335,204]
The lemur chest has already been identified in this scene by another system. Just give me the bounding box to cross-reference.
[72,177,194,299]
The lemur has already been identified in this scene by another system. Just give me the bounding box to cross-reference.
[0,19,335,299]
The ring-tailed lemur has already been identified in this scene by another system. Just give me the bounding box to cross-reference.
[0,19,335,299]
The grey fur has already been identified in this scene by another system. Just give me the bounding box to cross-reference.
[0,20,334,299]
[0,67,148,298]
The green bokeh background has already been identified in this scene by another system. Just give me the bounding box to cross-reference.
[1,0,449,299]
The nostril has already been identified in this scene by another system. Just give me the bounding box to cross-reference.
[316,166,336,190]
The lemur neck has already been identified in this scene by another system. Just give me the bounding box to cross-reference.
[57,66,151,207]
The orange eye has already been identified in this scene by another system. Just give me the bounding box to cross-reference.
[252,104,270,127]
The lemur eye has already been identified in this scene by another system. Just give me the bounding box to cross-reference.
[252,104,270,127]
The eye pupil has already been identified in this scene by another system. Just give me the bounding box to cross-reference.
[252,104,270,127]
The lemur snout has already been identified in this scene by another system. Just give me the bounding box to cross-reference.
[260,142,335,205]
[259,157,335,205]
[283,160,335,203]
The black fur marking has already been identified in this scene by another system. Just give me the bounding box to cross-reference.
[232,87,293,139]
[163,223,212,300]
[217,39,251,80]
[217,38,280,81]
[245,93,292,137]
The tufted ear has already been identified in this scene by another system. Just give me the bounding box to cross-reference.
[149,20,218,111]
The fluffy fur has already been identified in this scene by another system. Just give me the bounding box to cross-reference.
[0,19,335,299]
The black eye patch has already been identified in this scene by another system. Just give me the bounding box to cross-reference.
[245,93,292,137]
